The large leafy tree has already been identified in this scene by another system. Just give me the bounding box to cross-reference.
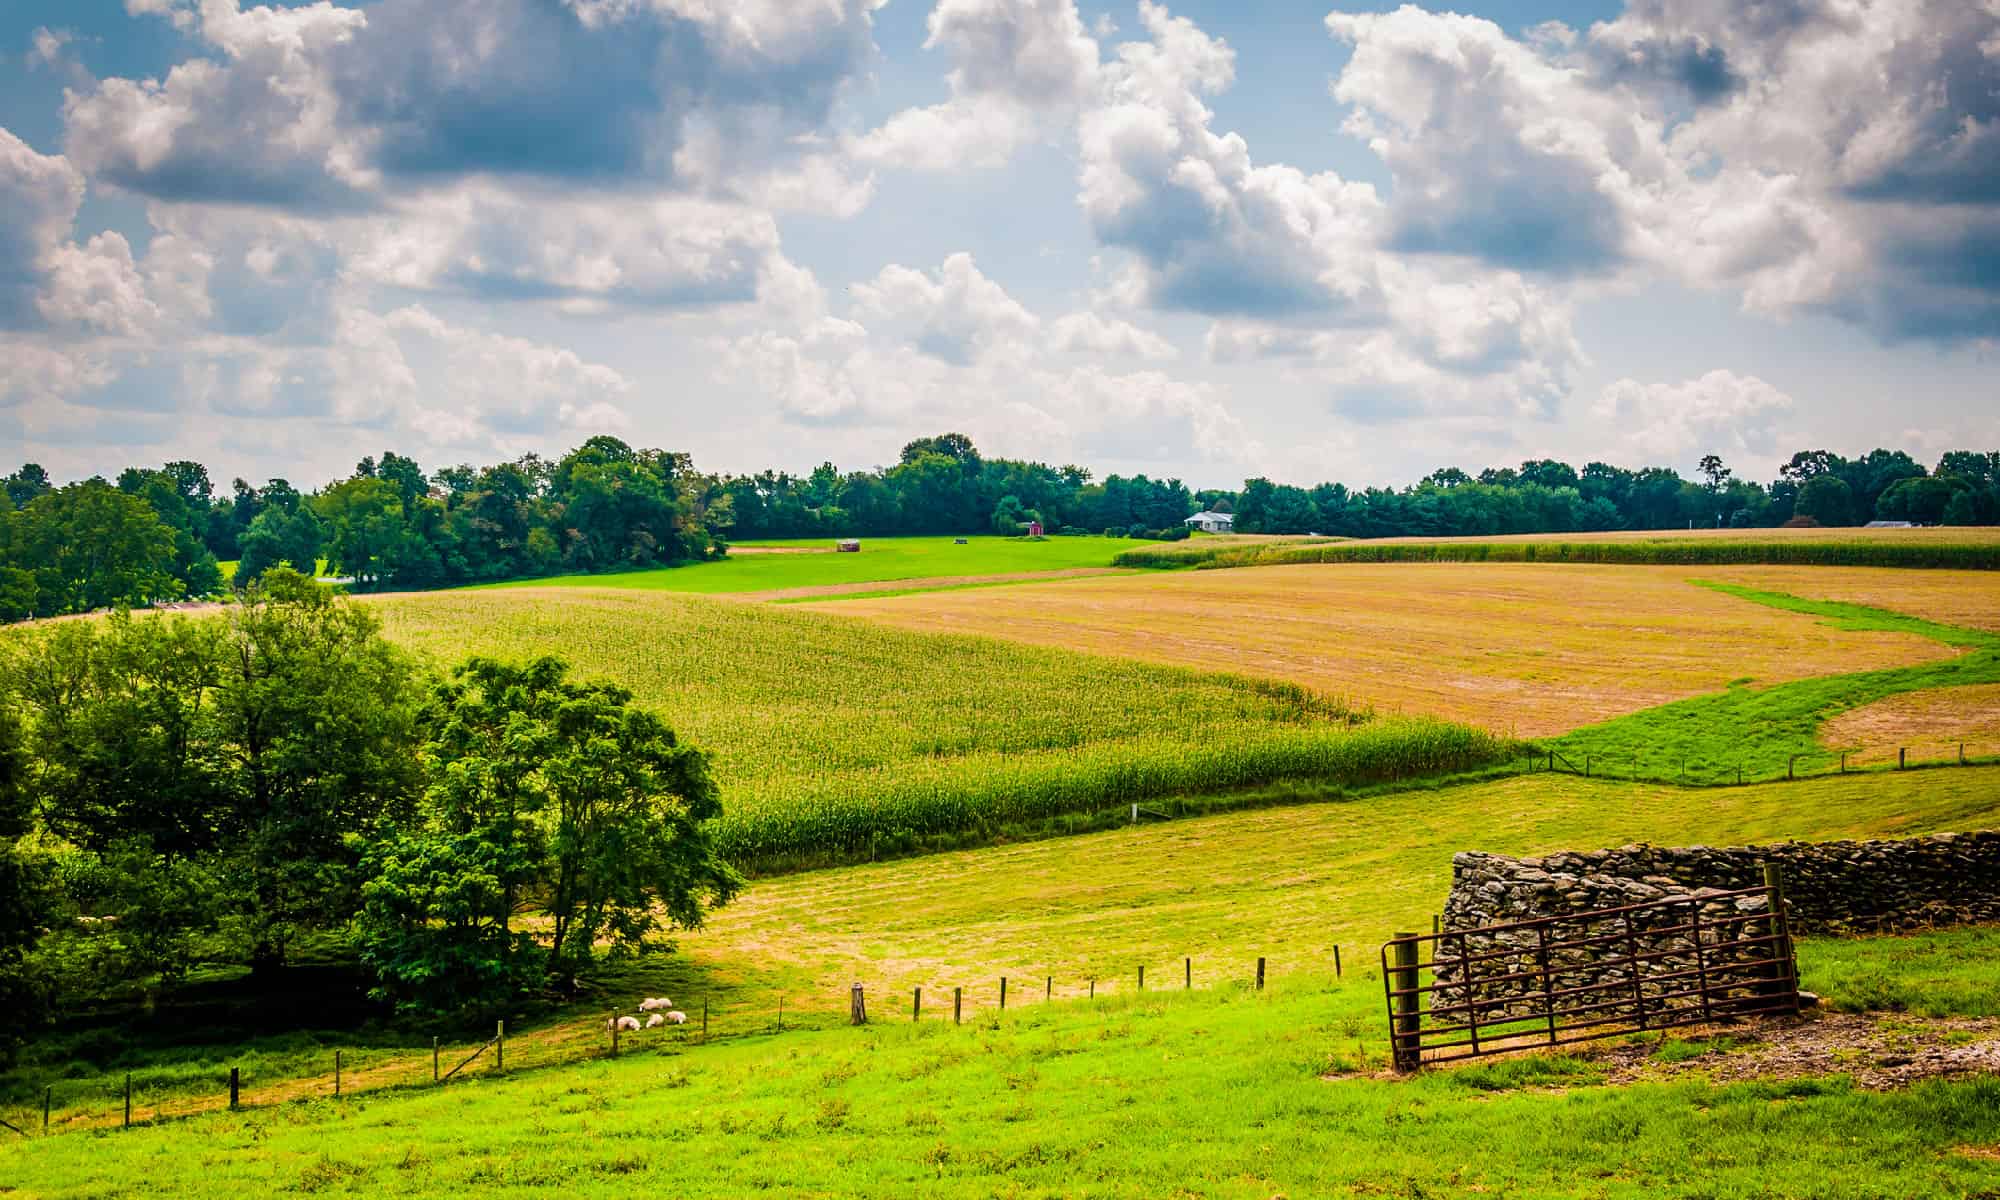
[213,571,424,968]
[356,657,739,1010]
[8,480,180,616]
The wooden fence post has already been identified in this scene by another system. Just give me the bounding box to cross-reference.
[913,987,922,1022]
[778,998,784,1030]
[611,1013,620,1057]
[850,982,867,1025]
[1138,965,1144,991]
[43,1085,51,1133]
[495,1021,505,1072]
[432,1037,439,1083]
[1762,863,1798,1010]
[1389,934,1420,1072]
[953,987,962,1025]
[1088,978,1094,1000]
[1045,976,1052,1001]
[1333,945,1342,978]
[1256,957,1265,991]
[1000,977,1007,1010]
[228,1067,239,1111]
[702,998,709,1039]
[123,1074,130,1128]
[1185,957,1191,989]
[334,1050,342,1097]
[1899,747,1907,770]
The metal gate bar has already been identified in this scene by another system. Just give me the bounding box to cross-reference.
[1382,872,1798,1070]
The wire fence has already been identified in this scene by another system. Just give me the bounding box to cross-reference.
[1526,739,2000,787]
[3,951,1335,1139]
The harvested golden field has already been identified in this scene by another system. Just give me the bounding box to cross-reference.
[1820,683,2000,765]
[1701,566,2000,634]
[823,563,1952,737]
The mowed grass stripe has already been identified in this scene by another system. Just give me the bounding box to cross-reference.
[367,588,1505,865]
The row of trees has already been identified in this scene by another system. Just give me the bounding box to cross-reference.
[0,573,738,1056]
[7,440,1999,620]
[1225,449,2000,537]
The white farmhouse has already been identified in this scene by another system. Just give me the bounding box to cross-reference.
[1184,511,1235,533]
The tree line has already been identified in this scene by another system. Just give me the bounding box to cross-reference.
[0,572,737,1058]
[5,437,1998,620]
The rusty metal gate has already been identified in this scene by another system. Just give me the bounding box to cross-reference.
[1380,869,1800,1071]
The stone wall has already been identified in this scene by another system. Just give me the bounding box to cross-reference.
[1444,831,2000,935]
[1418,832,2000,1033]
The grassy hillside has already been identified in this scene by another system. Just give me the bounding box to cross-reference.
[13,767,1996,1135]
[11,955,2000,1197]
[480,535,1150,597]
[368,588,1504,866]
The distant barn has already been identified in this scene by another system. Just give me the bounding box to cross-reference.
[837,539,861,552]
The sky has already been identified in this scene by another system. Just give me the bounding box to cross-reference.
[1,0,1996,493]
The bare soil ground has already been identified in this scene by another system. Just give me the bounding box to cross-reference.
[1596,1010,2000,1090]
[822,563,1951,736]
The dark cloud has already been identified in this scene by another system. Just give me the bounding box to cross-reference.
[1386,153,1626,275]
[65,0,878,208]
[1842,37,2000,207]
[1588,36,1739,103]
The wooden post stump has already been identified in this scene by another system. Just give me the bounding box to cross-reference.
[850,982,867,1025]
[1389,935,1421,1072]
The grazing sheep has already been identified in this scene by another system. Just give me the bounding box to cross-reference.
[645,1013,665,1029]
[609,1015,642,1032]
[664,1010,688,1025]
[638,996,674,1012]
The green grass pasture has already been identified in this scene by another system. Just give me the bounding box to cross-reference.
[10,965,2000,1198]
[482,535,1150,595]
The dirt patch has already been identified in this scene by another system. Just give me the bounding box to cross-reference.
[1820,684,2000,763]
[724,567,1126,602]
[1594,1010,2000,1090]
[727,546,834,555]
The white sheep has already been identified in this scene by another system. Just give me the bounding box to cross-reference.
[638,996,674,1012]
[607,1015,642,1032]
[664,1010,688,1025]
[645,1013,665,1029]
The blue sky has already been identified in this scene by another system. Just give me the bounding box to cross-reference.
[2,0,1995,491]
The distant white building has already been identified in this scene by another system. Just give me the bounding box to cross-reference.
[1863,520,1915,529]
[1185,511,1235,533]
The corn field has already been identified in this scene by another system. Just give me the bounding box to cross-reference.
[370,589,1509,865]
[1120,537,2000,572]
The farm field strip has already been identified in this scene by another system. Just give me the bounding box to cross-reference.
[819,563,1954,738]
[1697,565,2000,634]
[1120,527,2000,571]
[367,587,1503,865]
[1553,584,2000,780]
[1821,684,2000,762]
[477,535,1152,596]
